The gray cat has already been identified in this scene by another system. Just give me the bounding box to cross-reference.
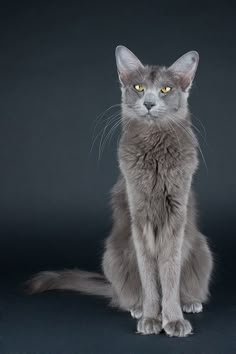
[27,46,213,337]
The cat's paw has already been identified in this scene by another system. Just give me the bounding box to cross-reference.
[164,319,192,337]
[130,306,143,319]
[137,317,162,335]
[182,302,203,313]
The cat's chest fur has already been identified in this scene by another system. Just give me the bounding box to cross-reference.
[118,122,198,194]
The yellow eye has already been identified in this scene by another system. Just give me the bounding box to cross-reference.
[134,84,144,92]
[160,86,171,94]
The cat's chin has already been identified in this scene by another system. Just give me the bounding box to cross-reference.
[123,111,161,124]
[136,112,158,120]
[147,112,159,119]
[142,113,163,124]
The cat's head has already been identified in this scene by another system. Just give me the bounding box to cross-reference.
[115,46,199,124]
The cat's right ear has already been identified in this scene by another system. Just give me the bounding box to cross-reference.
[115,45,144,84]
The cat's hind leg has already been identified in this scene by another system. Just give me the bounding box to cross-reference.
[180,233,213,314]
[130,306,143,319]
[102,228,143,315]
[103,177,143,317]
[182,302,203,313]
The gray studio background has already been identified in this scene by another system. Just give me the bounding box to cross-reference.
[0,2,235,353]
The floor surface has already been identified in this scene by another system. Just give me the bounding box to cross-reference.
[0,219,235,354]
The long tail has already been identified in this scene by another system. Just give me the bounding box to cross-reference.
[26,269,113,298]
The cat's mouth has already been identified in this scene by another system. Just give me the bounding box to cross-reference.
[139,111,156,118]
[146,112,158,119]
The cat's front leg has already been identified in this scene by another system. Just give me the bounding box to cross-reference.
[132,222,162,335]
[158,206,192,337]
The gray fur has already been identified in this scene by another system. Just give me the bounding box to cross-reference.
[27,46,213,337]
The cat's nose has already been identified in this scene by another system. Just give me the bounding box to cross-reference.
[144,102,155,111]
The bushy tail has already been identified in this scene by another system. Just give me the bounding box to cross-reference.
[26,269,113,298]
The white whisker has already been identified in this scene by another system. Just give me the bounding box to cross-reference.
[167,112,208,173]
[99,116,122,160]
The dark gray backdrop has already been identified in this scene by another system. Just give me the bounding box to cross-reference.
[0,2,235,353]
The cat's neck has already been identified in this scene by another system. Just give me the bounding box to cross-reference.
[120,113,196,149]
[122,114,192,136]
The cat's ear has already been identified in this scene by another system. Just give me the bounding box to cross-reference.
[168,51,199,90]
[115,45,144,83]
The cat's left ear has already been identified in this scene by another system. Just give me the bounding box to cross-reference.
[168,51,199,91]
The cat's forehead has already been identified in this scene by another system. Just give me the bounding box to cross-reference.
[143,65,164,82]
[126,65,178,87]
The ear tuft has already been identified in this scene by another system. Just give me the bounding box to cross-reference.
[115,45,144,83]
